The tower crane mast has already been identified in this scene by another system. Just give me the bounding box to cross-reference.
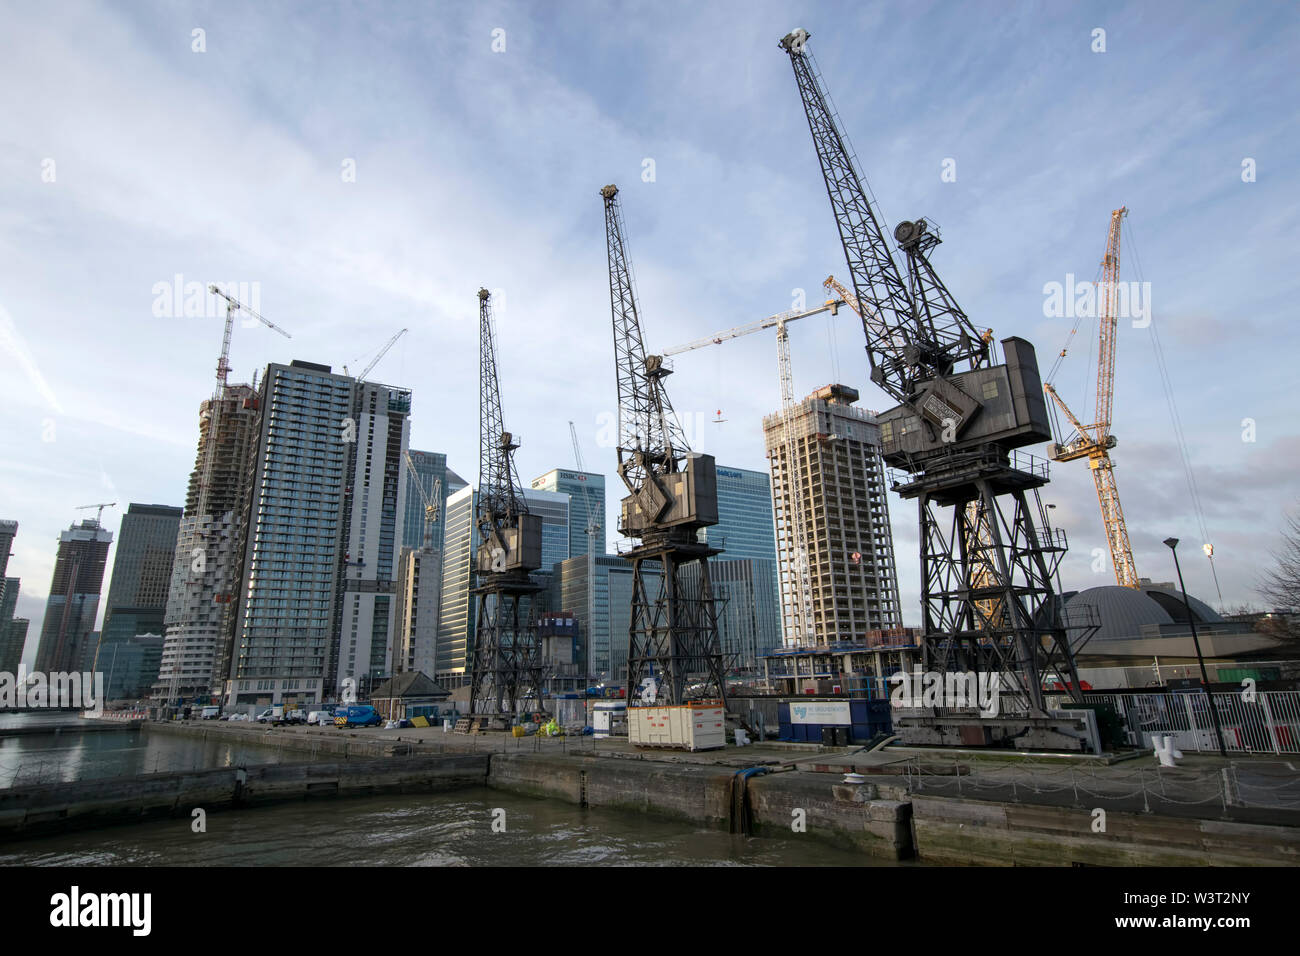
[200,286,291,518]
[207,285,291,392]
[1044,207,1139,588]
[781,28,1082,715]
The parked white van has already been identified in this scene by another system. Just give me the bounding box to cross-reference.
[307,710,334,726]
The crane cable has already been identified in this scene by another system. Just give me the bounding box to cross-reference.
[1124,218,1224,609]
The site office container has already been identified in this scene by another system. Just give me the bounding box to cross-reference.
[593,701,627,738]
[628,701,726,751]
[777,699,892,744]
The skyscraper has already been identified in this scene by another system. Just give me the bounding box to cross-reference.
[157,383,260,702]
[395,452,454,678]
[530,469,605,558]
[102,503,182,642]
[0,520,15,584]
[762,384,902,644]
[335,378,411,697]
[528,487,572,571]
[0,576,28,674]
[695,465,783,666]
[401,450,467,553]
[548,553,660,681]
[0,521,24,672]
[435,486,477,686]
[394,546,440,676]
[34,519,113,674]
[97,634,164,700]
[710,558,783,670]
[226,361,410,708]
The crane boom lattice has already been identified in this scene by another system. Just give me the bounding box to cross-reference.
[467,288,545,727]
[782,29,1083,716]
[602,184,727,709]
[1044,207,1139,588]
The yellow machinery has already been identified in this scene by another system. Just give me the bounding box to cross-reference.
[1044,207,1139,588]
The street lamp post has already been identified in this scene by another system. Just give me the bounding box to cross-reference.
[1162,538,1227,757]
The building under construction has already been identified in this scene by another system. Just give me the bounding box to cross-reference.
[762,384,902,642]
[154,383,260,703]
[33,518,114,676]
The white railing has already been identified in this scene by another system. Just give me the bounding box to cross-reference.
[1084,690,1300,755]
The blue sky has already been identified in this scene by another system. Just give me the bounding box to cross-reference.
[1,0,1297,649]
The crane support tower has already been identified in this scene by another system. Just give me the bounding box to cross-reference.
[467,288,546,728]
[1044,207,1139,588]
[780,29,1083,717]
[601,184,728,710]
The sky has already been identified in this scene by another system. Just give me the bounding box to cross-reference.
[1,0,1297,657]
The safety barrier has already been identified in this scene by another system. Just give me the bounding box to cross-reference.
[1083,690,1300,755]
[901,754,1300,813]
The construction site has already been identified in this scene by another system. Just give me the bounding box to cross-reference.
[2,8,1295,897]
[428,27,1297,765]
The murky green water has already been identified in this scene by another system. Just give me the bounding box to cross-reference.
[0,788,894,866]
[0,717,301,788]
[0,716,902,866]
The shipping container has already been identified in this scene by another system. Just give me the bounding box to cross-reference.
[628,701,726,751]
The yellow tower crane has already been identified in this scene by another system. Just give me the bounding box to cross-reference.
[1043,206,1139,588]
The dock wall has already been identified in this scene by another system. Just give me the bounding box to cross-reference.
[8,721,1298,865]
[487,753,914,858]
[0,755,488,841]
[911,794,1300,866]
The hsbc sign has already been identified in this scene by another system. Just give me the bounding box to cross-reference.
[533,471,590,488]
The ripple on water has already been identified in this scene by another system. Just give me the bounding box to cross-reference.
[0,787,887,867]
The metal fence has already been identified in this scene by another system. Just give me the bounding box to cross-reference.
[900,754,1300,813]
[1083,690,1300,756]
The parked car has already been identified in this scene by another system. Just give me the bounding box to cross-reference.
[255,708,275,723]
[334,704,383,728]
[307,710,334,726]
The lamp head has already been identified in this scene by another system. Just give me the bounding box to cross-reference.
[1163,537,1179,550]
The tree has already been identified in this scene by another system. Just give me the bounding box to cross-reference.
[1259,506,1300,611]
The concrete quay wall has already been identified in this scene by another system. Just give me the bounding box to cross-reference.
[0,755,488,842]
[145,718,428,758]
[18,722,1300,864]
[911,794,1300,866]
[487,753,914,859]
